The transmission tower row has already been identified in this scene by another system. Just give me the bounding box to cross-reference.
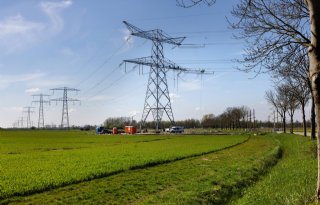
[11,22,212,130]
[122,21,214,131]
[12,87,80,129]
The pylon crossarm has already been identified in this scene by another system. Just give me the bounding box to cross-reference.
[51,98,80,102]
[51,87,80,92]
[124,56,153,67]
[160,36,185,45]
[184,69,215,75]
[124,57,212,74]
[123,21,185,46]
[123,21,145,35]
[50,98,63,102]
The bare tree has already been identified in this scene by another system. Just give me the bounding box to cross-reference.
[265,88,289,133]
[176,0,215,8]
[273,48,311,137]
[283,85,300,134]
[201,113,215,128]
[179,0,320,197]
[288,79,310,136]
[230,0,320,196]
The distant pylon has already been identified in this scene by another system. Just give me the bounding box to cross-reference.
[32,94,50,128]
[50,87,80,129]
[23,107,35,128]
[19,117,24,128]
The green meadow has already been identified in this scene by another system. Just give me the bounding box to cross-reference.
[0,130,317,204]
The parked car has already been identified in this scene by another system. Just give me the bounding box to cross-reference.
[169,126,184,133]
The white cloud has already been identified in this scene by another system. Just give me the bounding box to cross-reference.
[123,29,133,44]
[169,93,181,103]
[40,0,72,33]
[0,0,72,52]
[0,72,46,89]
[27,75,72,88]
[25,87,41,93]
[195,106,201,111]
[0,15,44,36]
[129,110,139,117]
[117,28,134,53]
[0,15,44,51]
[1,106,23,112]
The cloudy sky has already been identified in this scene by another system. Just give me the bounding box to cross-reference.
[0,0,291,128]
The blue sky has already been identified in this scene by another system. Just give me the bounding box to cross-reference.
[0,0,296,128]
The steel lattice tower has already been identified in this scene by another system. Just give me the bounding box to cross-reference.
[23,106,35,128]
[123,21,214,130]
[51,87,80,129]
[19,117,24,128]
[32,94,50,128]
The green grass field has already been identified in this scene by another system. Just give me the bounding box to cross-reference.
[0,130,248,201]
[0,130,317,204]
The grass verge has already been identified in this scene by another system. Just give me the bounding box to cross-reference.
[231,133,317,205]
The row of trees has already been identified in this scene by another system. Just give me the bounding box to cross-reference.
[201,107,257,129]
[178,0,320,196]
[265,76,311,136]
[103,117,135,129]
[103,107,259,130]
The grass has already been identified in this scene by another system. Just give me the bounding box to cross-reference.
[231,133,317,205]
[1,135,281,204]
[0,130,248,200]
[2,131,316,204]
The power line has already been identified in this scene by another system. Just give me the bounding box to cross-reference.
[84,72,129,101]
[176,59,234,64]
[77,38,149,97]
[131,12,224,22]
[169,30,233,35]
[81,66,119,97]
[74,38,130,88]
[71,30,119,79]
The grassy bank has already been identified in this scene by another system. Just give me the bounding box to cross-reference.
[231,133,317,205]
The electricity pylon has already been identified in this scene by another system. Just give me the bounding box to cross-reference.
[122,21,214,131]
[19,117,24,128]
[32,94,50,128]
[50,87,80,129]
[23,106,35,128]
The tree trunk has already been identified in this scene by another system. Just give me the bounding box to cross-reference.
[290,113,294,134]
[302,102,307,137]
[306,0,320,199]
[307,77,316,139]
[283,114,286,133]
[312,94,317,139]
